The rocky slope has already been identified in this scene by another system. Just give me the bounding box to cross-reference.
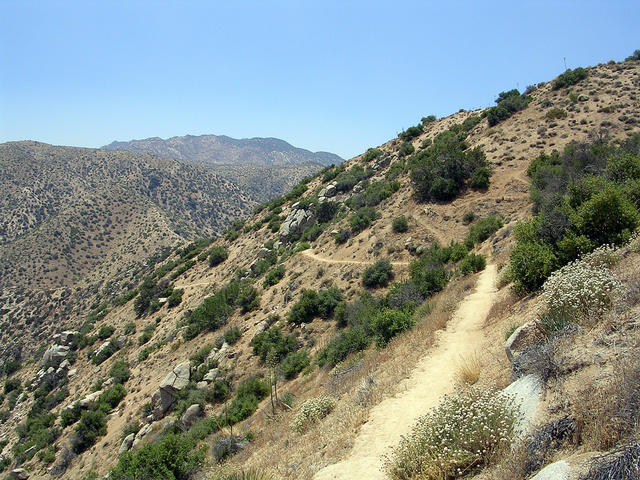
[0,58,639,480]
[103,135,344,203]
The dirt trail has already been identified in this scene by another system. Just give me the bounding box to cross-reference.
[300,250,410,266]
[313,264,498,480]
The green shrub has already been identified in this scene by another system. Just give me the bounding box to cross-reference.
[545,107,568,120]
[252,327,297,363]
[4,378,21,394]
[553,67,588,90]
[238,286,260,313]
[223,326,242,345]
[334,229,350,244]
[138,323,156,345]
[371,309,415,346]
[97,325,115,340]
[288,287,343,324]
[362,148,383,162]
[316,326,372,367]
[167,289,184,308]
[458,253,487,275]
[410,253,449,296]
[109,432,205,480]
[109,360,130,385]
[486,89,531,126]
[72,410,107,453]
[510,240,558,292]
[347,180,400,210]
[409,127,489,201]
[262,264,285,288]
[392,215,408,233]
[92,339,119,365]
[98,384,127,410]
[384,388,518,479]
[398,142,415,157]
[362,258,394,288]
[205,380,230,404]
[464,215,503,248]
[350,207,378,233]
[227,377,270,423]
[61,406,82,427]
[462,211,477,224]
[123,322,136,335]
[399,124,423,142]
[470,167,491,189]
[279,350,311,379]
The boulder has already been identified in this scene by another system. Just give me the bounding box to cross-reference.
[196,381,208,390]
[181,404,203,428]
[502,374,542,439]
[152,362,191,419]
[529,460,570,480]
[505,322,541,362]
[118,433,135,454]
[41,344,69,367]
[78,390,103,408]
[60,331,78,346]
[279,208,316,238]
[10,469,29,480]
[67,368,77,379]
[203,368,219,383]
[115,335,127,348]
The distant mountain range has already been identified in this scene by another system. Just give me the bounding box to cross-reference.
[102,134,343,167]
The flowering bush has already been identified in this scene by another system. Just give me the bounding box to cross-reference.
[290,396,337,433]
[541,245,621,325]
[384,388,518,479]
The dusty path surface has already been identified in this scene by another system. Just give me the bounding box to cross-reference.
[313,264,498,480]
[300,250,410,266]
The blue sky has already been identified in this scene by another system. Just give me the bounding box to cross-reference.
[1,1,638,159]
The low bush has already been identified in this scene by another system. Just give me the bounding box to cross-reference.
[362,148,383,162]
[223,326,242,345]
[486,89,531,126]
[288,287,343,324]
[263,264,285,288]
[458,253,486,275]
[392,215,408,233]
[97,325,115,340]
[362,258,394,288]
[252,327,297,363]
[464,215,503,248]
[371,309,414,346]
[290,396,337,433]
[384,388,518,479]
[552,67,588,90]
[350,207,378,233]
[227,377,270,423]
[546,107,568,120]
[212,434,249,463]
[167,288,184,308]
[279,350,311,379]
[109,360,130,384]
[334,229,350,244]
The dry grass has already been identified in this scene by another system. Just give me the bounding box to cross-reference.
[455,351,481,385]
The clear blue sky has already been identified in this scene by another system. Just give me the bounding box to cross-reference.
[1,1,638,159]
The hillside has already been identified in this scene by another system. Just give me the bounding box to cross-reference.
[103,135,344,203]
[1,58,640,480]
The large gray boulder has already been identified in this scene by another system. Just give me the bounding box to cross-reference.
[279,208,316,238]
[152,361,191,419]
[502,374,542,439]
[505,322,541,362]
[118,433,135,454]
[41,344,69,367]
[181,404,203,428]
[529,460,570,480]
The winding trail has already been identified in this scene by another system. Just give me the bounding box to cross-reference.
[313,264,498,480]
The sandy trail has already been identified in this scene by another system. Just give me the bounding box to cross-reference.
[300,250,410,266]
[313,264,498,480]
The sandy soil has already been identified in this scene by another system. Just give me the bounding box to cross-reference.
[313,264,498,480]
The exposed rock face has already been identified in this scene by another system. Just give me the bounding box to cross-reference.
[318,182,337,198]
[529,460,570,480]
[41,345,69,367]
[10,469,29,480]
[180,404,203,428]
[203,368,220,383]
[502,374,542,439]
[77,390,103,408]
[118,433,135,454]
[151,361,191,420]
[505,322,541,362]
[279,208,316,238]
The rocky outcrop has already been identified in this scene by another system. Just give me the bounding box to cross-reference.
[279,207,316,238]
[505,322,541,362]
[180,404,203,428]
[10,469,29,480]
[502,374,542,439]
[529,460,570,480]
[118,433,135,454]
[132,416,177,450]
[41,345,69,368]
[151,361,190,420]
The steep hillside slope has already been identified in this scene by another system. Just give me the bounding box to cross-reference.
[103,134,341,167]
[103,134,344,202]
[0,58,639,480]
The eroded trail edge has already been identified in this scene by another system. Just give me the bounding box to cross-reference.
[313,264,499,480]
